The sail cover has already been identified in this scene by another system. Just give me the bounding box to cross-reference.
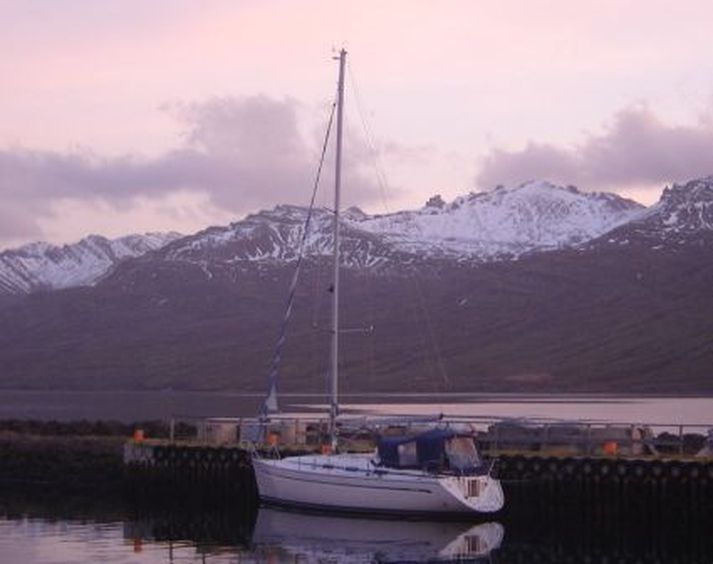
[377,429,484,473]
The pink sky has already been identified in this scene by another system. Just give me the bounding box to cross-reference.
[2,0,713,247]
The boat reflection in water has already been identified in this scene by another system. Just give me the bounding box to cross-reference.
[251,506,504,562]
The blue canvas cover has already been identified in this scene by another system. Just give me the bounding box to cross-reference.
[376,435,408,468]
[377,428,459,469]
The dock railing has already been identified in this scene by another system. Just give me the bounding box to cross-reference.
[157,413,713,459]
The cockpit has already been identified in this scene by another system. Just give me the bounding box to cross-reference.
[376,429,485,474]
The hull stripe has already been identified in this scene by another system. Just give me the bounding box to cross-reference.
[258,464,434,494]
[259,498,495,519]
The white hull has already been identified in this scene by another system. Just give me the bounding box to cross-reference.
[253,453,504,515]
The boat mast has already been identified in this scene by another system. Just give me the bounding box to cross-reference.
[330,48,346,450]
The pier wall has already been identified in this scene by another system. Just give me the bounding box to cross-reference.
[122,441,713,513]
[123,442,258,506]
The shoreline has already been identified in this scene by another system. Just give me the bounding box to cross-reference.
[2,388,713,397]
[2,393,712,426]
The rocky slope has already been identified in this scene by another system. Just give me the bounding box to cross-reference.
[0,233,182,294]
[591,177,713,249]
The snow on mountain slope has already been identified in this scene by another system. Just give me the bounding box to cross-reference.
[357,181,644,259]
[161,205,403,268]
[158,181,644,271]
[0,232,182,294]
[592,177,713,248]
[633,177,713,234]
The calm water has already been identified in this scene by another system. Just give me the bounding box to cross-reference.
[1,494,712,563]
[0,507,503,563]
[2,390,713,426]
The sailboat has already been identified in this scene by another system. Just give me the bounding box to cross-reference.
[252,49,505,516]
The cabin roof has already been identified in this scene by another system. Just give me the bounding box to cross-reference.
[377,428,466,469]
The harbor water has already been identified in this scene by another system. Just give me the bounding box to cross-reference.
[1,489,712,562]
[1,390,713,425]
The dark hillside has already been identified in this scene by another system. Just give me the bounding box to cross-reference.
[0,239,711,393]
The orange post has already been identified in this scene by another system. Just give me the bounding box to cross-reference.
[603,441,618,455]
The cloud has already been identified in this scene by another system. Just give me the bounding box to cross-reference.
[0,95,381,245]
[0,201,42,241]
[476,105,713,191]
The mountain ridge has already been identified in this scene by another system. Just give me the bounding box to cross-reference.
[124,180,647,280]
[2,180,647,294]
[5,177,713,296]
[587,177,713,251]
[0,232,182,294]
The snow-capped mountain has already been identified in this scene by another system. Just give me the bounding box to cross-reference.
[357,180,644,259]
[2,179,700,294]
[0,232,181,294]
[159,180,644,271]
[593,177,713,248]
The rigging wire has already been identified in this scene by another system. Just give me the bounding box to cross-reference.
[347,62,451,390]
[347,63,392,216]
[260,98,338,417]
